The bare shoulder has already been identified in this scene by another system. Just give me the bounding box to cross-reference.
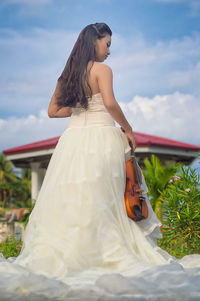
[91,62,116,108]
[92,62,112,77]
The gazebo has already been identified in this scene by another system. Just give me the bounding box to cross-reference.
[3,131,200,201]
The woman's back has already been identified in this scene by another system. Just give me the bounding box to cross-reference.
[84,61,101,96]
[67,61,119,128]
[67,92,115,128]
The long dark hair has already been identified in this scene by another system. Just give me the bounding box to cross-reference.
[56,23,112,110]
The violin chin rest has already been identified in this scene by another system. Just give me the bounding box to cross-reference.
[132,205,145,221]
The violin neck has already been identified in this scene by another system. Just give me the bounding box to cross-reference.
[130,141,142,186]
[132,157,142,185]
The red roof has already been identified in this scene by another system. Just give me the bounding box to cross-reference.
[3,136,60,155]
[3,131,200,156]
[134,132,200,151]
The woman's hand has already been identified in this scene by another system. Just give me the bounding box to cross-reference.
[48,81,72,118]
[121,127,137,151]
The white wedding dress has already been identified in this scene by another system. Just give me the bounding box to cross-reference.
[0,92,200,300]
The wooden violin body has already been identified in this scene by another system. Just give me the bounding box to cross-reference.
[124,142,148,222]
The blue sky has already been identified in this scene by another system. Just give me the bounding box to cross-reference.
[0,0,200,169]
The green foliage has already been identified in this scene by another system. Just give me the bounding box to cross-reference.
[21,204,34,228]
[0,154,18,183]
[158,165,200,258]
[11,168,32,208]
[0,153,32,208]
[143,154,182,221]
[142,155,200,257]
[0,153,18,207]
[0,236,22,259]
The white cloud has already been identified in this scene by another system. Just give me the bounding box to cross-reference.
[0,0,53,16]
[153,0,200,17]
[1,27,200,117]
[109,32,200,98]
[0,28,78,116]
[1,27,200,150]
[1,91,200,154]
[167,60,200,89]
[118,92,200,146]
[0,110,69,152]
[154,0,187,2]
[2,0,52,6]
[189,0,200,16]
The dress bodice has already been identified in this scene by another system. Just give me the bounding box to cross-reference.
[67,92,115,128]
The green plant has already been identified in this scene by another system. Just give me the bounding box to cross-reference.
[0,236,22,259]
[143,154,182,222]
[11,169,32,208]
[0,153,18,208]
[158,166,200,258]
[0,153,32,208]
[21,204,34,228]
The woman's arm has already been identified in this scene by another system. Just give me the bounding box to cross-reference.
[96,63,136,149]
[48,81,72,118]
[96,64,132,132]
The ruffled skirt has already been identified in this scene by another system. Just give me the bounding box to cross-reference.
[0,125,200,300]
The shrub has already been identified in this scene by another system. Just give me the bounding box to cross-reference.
[157,165,200,258]
[143,154,182,222]
[0,236,22,259]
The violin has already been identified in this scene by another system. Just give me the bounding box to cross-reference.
[124,136,148,221]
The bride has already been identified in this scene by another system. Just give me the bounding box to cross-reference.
[0,22,200,300]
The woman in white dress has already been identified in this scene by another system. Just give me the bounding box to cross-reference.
[0,22,200,300]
